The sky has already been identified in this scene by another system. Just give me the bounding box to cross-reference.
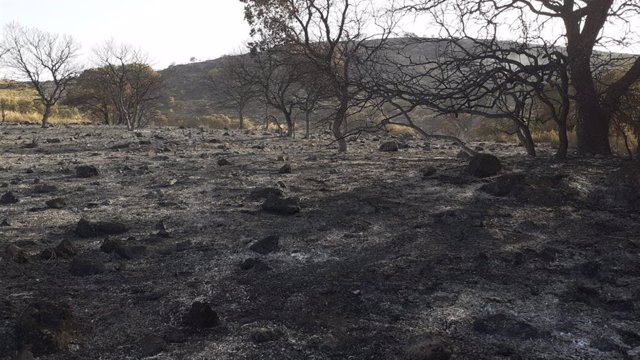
[0,0,252,70]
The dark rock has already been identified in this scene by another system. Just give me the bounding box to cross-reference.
[54,240,77,258]
[579,261,601,278]
[45,138,62,144]
[305,155,318,161]
[70,257,106,276]
[478,174,525,196]
[175,241,191,252]
[33,184,57,194]
[75,218,128,238]
[14,348,35,360]
[75,165,99,178]
[0,192,19,205]
[99,238,122,253]
[40,248,57,260]
[45,198,66,209]
[249,235,280,255]
[405,335,452,360]
[183,302,220,328]
[420,166,437,178]
[468,153,502,178]
[249,187,284,200]
[217,158,232,166]
[15,301,76,356]
[251,328,279,344]
[590,337,620,352]
[279,164,292,174]
[262,196,300,215]
[379,141,399,152]
[1,218,11,227]
[163,327,188,343]
[473,314,542,339]
[240,258,270,271]
[5,244,29,263]
[114,245,147,260]
[139,335,165,357]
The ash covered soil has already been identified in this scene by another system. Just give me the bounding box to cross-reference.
[1,124,640,360]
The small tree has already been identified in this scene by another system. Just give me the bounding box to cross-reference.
[207,55,259,130]
[2,23,81,127]
[92,41,163,130]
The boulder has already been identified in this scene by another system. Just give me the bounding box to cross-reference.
[249,235,280,255]
[15,301,77,356]
[379,141,399,152]
[75,165,99,178]
[75,218,128,238]
[0,192,19,205]
[183,302,220,329]
[262,197,300,215]
[467,153,502,178]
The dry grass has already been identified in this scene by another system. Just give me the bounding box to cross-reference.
[385,124,417,136]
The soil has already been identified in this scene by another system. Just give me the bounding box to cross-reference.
[1,123,639,360]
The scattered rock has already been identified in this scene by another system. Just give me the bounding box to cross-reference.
[183,302,220,329]
[473,314,542,339]
[75,218,128,238]
[15,301,76,356]
[5,244,29,263]
[0,192,19,205]
[75,165,99,178]
[279,164,292,174]
[217,158,232,166]
[251,328,279,344]
[45,198,66,209]
[467,153,502,178]
[262,196,300,215]
[379,141,399,152]
[249,187,284,200]
[249,235,280,255]
[70,257,106,276]
[405,335,452,360]
[54,240,77,258]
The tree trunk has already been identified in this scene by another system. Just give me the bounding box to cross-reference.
[305,112,310,139]
[284,113,294,137]
[556,121,569,159]
[569,56,612,156]
[239,110,244,130]
[332,109,348,152]
[41,105,52,128]
[515,124,536,157]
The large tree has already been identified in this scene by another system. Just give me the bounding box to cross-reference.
[241,0,396,152]
[400,0,640,156]
[2,23,80,127]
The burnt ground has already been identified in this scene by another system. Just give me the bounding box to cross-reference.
[1,123,640,360]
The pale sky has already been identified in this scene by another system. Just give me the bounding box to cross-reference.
[0,0,252,70]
